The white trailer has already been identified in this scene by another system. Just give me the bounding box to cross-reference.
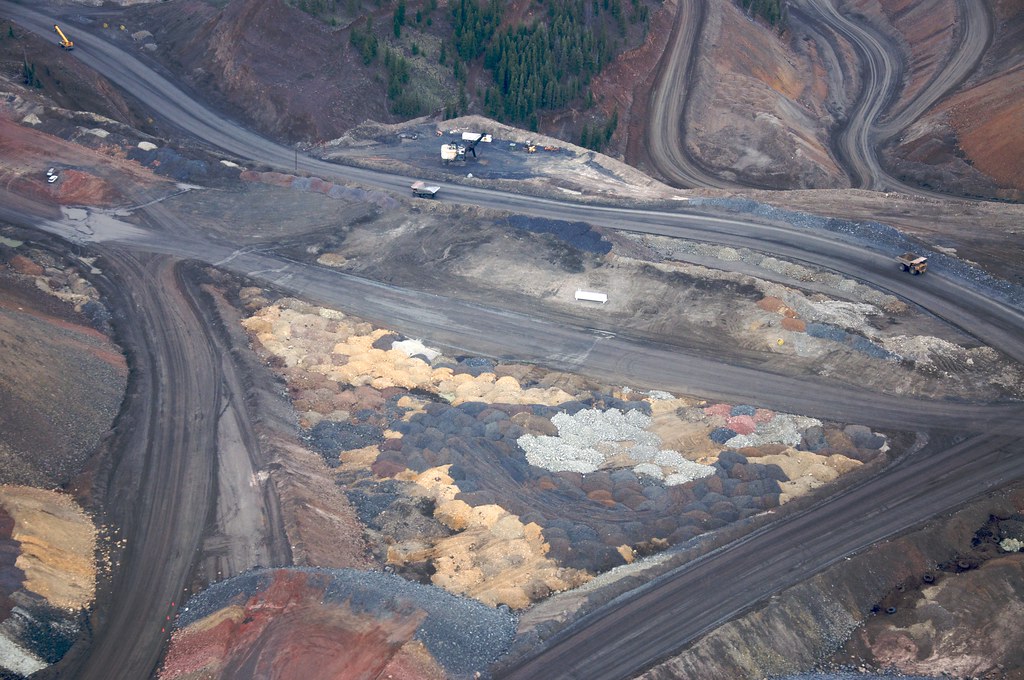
[575,289,608,303]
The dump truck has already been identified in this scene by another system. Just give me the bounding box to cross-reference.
[896,252,928,275]
[54,25,74,50]
[411,181,440,198]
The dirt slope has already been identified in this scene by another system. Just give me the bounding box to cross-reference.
[0,245,126,488]
[139,0,393,142]
[684,2,846,188]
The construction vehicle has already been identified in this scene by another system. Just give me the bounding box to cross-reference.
[441,144,459,164]
[460,132,491,158]
[896,252,928,275]
[411,181,440,198]
[54,25,74,50]
[441,132,490,164]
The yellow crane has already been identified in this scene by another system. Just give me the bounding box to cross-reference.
[54,25,74,50]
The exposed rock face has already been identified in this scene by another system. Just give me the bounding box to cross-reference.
[0,486,96,611]
[160,570,438,680]
[866,0,1024,199]
[0,486,97,678]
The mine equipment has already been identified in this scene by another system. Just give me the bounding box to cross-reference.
[411,181,440,198]
[54,25,74,50]
[896,252,928,275]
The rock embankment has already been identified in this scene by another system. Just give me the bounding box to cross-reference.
[160,567,516,680]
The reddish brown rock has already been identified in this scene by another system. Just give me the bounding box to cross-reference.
[8,255,44,277]
[781,317,807,332]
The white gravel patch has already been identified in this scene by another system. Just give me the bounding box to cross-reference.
[632,463,664,479]
[665,460,721,486]
[0,632,47,676]
[880,334,963,366]
[518,408,716,482]
[799,300,880,335]
[137,141,158,151]
[391,338,441,361]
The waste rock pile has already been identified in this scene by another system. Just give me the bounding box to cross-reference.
[240,296,891,607]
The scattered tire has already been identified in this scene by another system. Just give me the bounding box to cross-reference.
[957,559,972,571]
[922,573,935,584]
[886,606,897,615]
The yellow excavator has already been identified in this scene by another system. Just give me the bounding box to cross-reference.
[54,25,74,50]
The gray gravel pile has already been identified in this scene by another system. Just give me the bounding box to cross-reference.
[363,399,781,573]
[655,241,899,309]
[725,413,822,449]
[689,197,1024,311]
[344,479,406,527]
[175,567,517,677]
[778,673,942,680]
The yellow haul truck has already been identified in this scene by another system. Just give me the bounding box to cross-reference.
[897,252,928,275]
[54,25,74,50]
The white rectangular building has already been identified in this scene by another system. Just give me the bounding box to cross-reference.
[575,289,608,303]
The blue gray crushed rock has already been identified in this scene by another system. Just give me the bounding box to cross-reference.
[805,323,895,360]
[505,215,612,254]
[689,197,1024,311]
[175,567,517,677]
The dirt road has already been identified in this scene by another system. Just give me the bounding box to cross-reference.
[32,251,289,680]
